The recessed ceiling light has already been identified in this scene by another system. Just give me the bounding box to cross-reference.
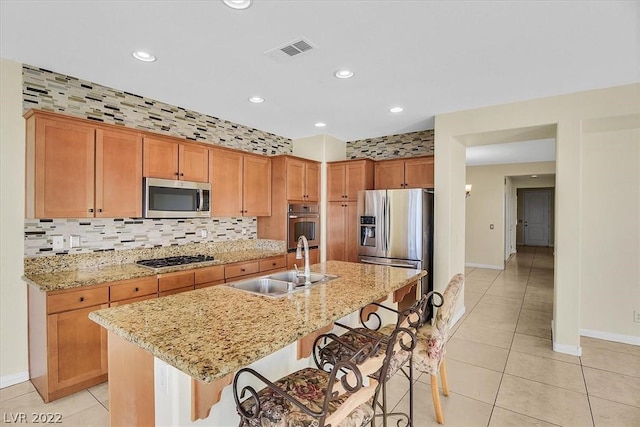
[248,96,264,103]
[389,107,404,113]
[334,70,354,79]
[314,122,326,128]
[223,0,252,10]
[132,51,156,62]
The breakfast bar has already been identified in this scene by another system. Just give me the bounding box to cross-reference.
[89,260,426,426]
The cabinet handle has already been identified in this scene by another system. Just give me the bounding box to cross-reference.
[88,208,94,213]
[98,208,102,213]
[241,268,246,272]
[272,262,276,266]
[180,173,184,176]
[79,297,85,302]
[134,287,139,292]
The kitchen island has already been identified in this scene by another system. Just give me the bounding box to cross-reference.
[89,260,426,426]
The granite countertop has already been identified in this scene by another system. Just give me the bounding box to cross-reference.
[24,248,286,292]
[89,260,426,384]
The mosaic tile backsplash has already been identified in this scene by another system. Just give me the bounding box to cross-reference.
[24,217,257,257]
[22,65,292,156]
[346,129,434,160]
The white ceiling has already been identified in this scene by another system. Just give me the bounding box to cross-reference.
[1,1,638,142]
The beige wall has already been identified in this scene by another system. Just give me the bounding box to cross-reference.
[0,58,28,384]
[436,83,640,353]
[292,135,346,262]
[466,162,556,267]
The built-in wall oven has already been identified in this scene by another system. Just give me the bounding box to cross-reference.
[287,204,320,251]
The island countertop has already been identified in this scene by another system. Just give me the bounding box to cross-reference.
[89,260,426,384]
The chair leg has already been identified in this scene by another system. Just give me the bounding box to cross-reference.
[440,359,449,397]
[430,375,444,424]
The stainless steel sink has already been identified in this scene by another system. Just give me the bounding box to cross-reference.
[267,271,337,285]
[227,271,339,298]
[228,278,292,297]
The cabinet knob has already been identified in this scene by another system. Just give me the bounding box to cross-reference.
[88,208,94,213]
[175,172,179,176]
[180,173,184,176]
[79,297,85,302]
[134,287,139,292]
[272,262,276,266]
[98,208,102,213]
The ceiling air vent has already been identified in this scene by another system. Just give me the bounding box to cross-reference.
[265,38,318,61]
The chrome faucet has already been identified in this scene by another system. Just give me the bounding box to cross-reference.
[296,235,311,285]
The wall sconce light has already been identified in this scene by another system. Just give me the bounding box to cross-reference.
[465,184,472,198]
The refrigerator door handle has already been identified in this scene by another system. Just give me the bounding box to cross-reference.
[381,196,387,252]
[360,258,420,269]
[386,193,391,252]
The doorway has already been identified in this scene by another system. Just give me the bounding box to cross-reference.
[520,188,553,247]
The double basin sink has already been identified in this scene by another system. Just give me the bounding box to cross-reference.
[228,270,339,298]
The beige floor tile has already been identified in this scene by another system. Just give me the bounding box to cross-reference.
[486,282,527,299]
[433,359,502,404]
[392,380,493,427]
[527,277,554,288]
[493,274,530,285]
[378,369,412,411]
[495,375,593,426]
[581,336,640,357]
[515,309,552,339]
[50,403,109,427]
[453,322,514,349]
[589,396,640,427]
[0,381,35,402]
[524,286,553,301]
[504,351,586,393]
[446,337,509,372]
[87,382,108,405]
[464,279,494,294]
[464,303,521,332]
[0,390,98,424]
[489,406,559,426]
[510,333,580,364]
[479,294,523,309]
[465,267,476,275]
[583,367,640,408]
[521,295,553,314]
[464,291,484,311]
[581,346,640,378]
[466,268,502,281]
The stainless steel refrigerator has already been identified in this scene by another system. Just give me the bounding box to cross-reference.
[357,188,434,295]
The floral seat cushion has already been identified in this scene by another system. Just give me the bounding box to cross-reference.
[239,367,374,427]
[320,328,411,382]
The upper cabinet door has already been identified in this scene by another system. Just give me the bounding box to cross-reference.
[304,162,320,202]
[285,158,306,201]
[31,117,96,218]
[210,149,243,217]
[404,156,434,188]
[95,129,142,218]
[374,159,405,190]
[345,160,374,200]
[243,155,271,216]
[327,164,346,201]
[143,137,178,179]
[179,144,208,182]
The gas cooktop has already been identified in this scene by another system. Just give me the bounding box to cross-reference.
[136,255,215,270]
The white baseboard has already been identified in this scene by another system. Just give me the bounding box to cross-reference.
[551,320,583,356]
[580,329,640,346]
[465,262,503,270]
[0,371,29,389]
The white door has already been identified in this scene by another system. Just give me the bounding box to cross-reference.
[524,190,550,246]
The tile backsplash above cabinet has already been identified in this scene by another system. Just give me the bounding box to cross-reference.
[24,217,257,257]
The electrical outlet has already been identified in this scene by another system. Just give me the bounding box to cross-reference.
[52,235,64,250]
[199,229,207,238]
[634,310,640,323]
[242,227,247,235]
[69,235,81,248]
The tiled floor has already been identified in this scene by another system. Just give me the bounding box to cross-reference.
[1,246,639,426]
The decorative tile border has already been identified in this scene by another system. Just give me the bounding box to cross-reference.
[346,129,434,160]
[24,217,258,257]
[22,65,293,155]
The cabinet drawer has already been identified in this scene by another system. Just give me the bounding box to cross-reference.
[48,287,109,314]
[109,277,158,302]
[159,286,193,297]
[195,280,224,290]
[110,293,157,307]
[194,266,224,285]
[158,271,195,292]
[259,257,287,272]
[225,261,259,279]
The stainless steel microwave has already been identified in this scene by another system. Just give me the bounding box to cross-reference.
[143,177,211,218]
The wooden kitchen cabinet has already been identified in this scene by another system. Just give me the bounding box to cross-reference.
[194,265,225,289]
[158,270,195,297]
[224,255,287,282]
[209,148,271,217]
[28,285,109,403]
[327,159,374,201]
[143,136,208,182]
[286,248,319,269]
[25,110,143,218]
[109,276,158,304]
[374,156,434,189]
[326,201,358,262]
[282,156,320,202]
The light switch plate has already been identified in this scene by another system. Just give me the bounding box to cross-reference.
[70,235,81,248]
[199,230,207,238]
[634,310,640,323]
[52,235,64,250]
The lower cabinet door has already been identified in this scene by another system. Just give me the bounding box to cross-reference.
[47,304,108,393]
